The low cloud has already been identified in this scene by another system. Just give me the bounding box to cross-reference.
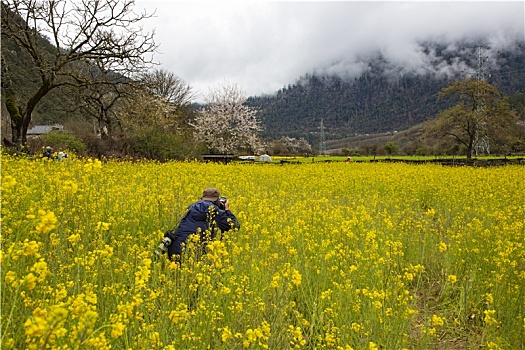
[136,1,525,100]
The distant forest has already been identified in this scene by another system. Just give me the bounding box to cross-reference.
[247,41,525,147]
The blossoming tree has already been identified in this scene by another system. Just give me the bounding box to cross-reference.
[191,84,264,155]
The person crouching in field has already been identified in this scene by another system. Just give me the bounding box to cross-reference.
[158,188,240,263]
[42,146,55,159]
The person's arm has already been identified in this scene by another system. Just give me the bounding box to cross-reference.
[217,199,240,230]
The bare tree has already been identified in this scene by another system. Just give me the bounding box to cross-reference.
[1,0,157,145]
[138,69,196,128]
[191,84,264,155]
[140,69,195,108]
[120,86,172,132]
[72,81,128,138]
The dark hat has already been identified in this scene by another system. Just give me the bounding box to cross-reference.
[202,188,220,201]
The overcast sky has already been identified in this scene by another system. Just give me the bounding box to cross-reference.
[134,1,525,101]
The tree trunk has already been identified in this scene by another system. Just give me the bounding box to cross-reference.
[2,53,52,145]
[1,54,23,145]
[20,83,52,144]
[466,138,473,159]
[7,97,23,144]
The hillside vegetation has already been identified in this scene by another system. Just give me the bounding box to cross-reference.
[248,41,525,146]
[2,18,524,157]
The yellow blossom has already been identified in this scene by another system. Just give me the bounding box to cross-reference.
[23,241,40,256]
[270,273,280,288]
[321,289,332,300]
[2,153,523,349]
[96,221,111,231]
[169,305,190,324]
[431,314,445,327]
[24,273,37,290]
[5,271,17,287]
[68,233,81,245]
[111,322,126,338]
[84,158,103,171]
[3,338,14,349]
[30,259,49,283]
[425,208,436,216]
[351,323,361,333]
[63,180,78,194]
[291,269,302,286]
[487,342,502,350]
[1,175,17,190]
[403,272,414,282]
[484,309,499,326]
[246,329,257,342]
[220,326,233,342]
[35,210,57,234]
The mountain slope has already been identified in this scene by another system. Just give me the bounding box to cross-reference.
[248,41,525,145]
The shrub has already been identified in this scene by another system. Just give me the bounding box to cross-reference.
[38,131,87,154]
[128,127,198,161]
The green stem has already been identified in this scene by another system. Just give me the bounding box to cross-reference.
[0,284,22,345]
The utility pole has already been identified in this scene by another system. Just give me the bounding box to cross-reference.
[319,118,326,155]
[473,46,490,156]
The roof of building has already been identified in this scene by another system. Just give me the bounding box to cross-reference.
[26,124,64,135]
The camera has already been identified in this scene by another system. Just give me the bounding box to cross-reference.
[219,196,227,209]
[153,236,172,259]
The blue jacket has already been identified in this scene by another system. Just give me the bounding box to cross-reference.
[166,200,240,259]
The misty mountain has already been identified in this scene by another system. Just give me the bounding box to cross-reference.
[3,29,524,152]
[247,41,525,145]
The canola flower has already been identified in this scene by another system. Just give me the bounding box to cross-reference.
[1,153,524,349]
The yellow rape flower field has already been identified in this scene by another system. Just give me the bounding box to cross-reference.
[1,154,524,349]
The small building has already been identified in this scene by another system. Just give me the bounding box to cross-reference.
[26,124,64,138]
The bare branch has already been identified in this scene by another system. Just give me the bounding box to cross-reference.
[140,68,196,106]
[1,0,158,143]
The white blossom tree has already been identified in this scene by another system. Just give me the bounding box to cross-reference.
[279,136,312,155]
[192,84,264,154]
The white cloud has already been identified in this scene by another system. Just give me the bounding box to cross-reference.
[135,1,525,101]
